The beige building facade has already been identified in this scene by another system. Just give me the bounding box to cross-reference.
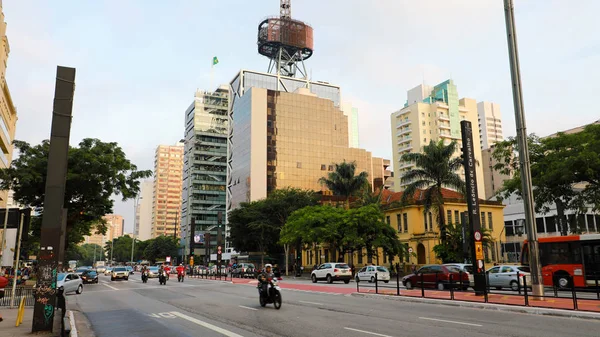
[228,70,390,210]
[151,144,184,238]
[82,214,124,246]
[0,2,17,207]
[477,101,503,150]
[391,80,485,198]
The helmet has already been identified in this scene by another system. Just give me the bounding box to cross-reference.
[180,263,183,266]
[265,264,272,269]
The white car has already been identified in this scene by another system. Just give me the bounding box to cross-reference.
[57,272,83,295]
[355,265,391,283]
[111,266,129,281]
[311,262,352,284]
[104,267,113,276]
[487,265,531,291]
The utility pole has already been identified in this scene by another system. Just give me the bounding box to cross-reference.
[503,0,544,298]
[110,239,114,265]
[131,195,138,264]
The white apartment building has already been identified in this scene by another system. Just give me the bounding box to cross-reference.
[390,80,485,198]
[477,101,503,150]
[135,180,154,241]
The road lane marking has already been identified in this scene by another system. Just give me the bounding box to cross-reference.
[343,327,393,337]
[299,300,324,306]
[238,305,257,311]
[103,283,119,290]
[418,317,482,327]
[170,311,244,337]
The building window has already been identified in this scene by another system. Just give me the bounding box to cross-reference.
[397,214,401,232]
[481,212,486,229]
[536,217,545,233]
[297,162,302,168]
[321,164,326,170]
[386,216,390,225]
[447,210,452,225]
[455,211,460,224]
[545,216,557,233]
[403,213,408,232]
[488,212,493,230]
[424,215,428,232]
[424,138,427,143]
[358,249,363,264]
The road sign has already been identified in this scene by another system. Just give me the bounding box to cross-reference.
[475,242,484,260]
[166,256,171,263]
[408,247,413,253]
[474,230,482,242]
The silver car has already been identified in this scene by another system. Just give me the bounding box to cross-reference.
[487,265,531,291]
[57,272,83,294]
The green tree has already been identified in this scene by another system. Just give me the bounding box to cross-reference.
[492,135,580,235]
[142,236,178,264]
[0,139,151,250]
[104,236,136,263]
[319,161,369,208]
[401,140,465,243]
[229,188,318,267]
[432,222,494,263]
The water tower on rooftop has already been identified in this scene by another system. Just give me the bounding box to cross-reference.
[257,0,314,78]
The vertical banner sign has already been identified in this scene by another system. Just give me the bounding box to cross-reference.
[189,218,196,258]
[33,66,76,332]
[460,120,486,295]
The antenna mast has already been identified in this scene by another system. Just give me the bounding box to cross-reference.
[280,0,291,19]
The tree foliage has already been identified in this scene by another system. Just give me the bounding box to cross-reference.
[0,139,151,249]
[432,222,493,263]
[142,236,179,264]
[401,140,466,242]
[228,188,319,263]
[492,125,600,235]
[64,243,103,266]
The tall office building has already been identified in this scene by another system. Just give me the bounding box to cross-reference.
[341,102,360,148]
[151,144,184,238]
[390,80,485,198]
[135,180,154,241]
[0,2,17,208]
[477,101,503,150]
[181,87,228,255]
[228,70,389,211]
[104,214,124,240]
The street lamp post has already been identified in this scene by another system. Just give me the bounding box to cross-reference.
[131,195,139,264]
[503,0,544,298]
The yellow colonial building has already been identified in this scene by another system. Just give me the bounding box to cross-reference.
[382,188,505,267]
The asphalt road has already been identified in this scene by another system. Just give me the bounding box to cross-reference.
[68,272,600,337]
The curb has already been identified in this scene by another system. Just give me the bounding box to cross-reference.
[68,311,78,337]
[351,292,600,320]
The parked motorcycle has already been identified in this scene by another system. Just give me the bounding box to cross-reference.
[258,278,282,309]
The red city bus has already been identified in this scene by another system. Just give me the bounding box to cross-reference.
[522,235,600,288]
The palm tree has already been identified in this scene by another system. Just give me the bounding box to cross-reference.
[400,140,466,243]
[319,161,369,209]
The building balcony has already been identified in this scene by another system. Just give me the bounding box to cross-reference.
[397,136,412,145]
[439,123,451,130]
[396,128,411,137]
[438,115,450,122]
[399,161,413,169]
[396,120,412,128]
[397,145,413,153]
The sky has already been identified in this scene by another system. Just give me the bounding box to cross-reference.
[4,0,600,233]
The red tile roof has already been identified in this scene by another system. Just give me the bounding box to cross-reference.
[381,188,465,205]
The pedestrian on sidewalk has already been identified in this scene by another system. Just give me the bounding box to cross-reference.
[0,275,8,322]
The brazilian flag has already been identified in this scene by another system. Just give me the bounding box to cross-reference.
[212,56,219,66]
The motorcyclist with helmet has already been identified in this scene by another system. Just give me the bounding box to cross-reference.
[257,264,274,298]
[176,263,186,282]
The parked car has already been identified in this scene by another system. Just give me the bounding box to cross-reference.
[209,265,228,276]
[234,263,256,278]
[355,265,391,283]
[80,270,99,284]
[311,262,352,284]
[57,273,83,294]
[194,266,209,276]
[402,264,470,290]
[443,263,474,287]
[96,266,106,273]
[487,265,531,291]
[104,267,113,276]
[111,266,129,281]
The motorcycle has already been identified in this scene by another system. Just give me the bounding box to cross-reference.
[177,271,185,282]
[158,271,167,285]
[258,277,282,309]
[141,270,148,283]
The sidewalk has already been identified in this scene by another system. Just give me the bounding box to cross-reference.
[358,287,600,313]
[0,308,62,337]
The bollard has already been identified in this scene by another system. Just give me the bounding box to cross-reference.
[571,275,578,310]
[517,272,522,295]
[396,268,400,296]
[449,274,454,300]
[356,276,360,293]
[420,273,425,297]
[594,272,600,300]
[523,273,529,306]
[375,273,378,294]
[552,271,558,298]
[483,272,488,303]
